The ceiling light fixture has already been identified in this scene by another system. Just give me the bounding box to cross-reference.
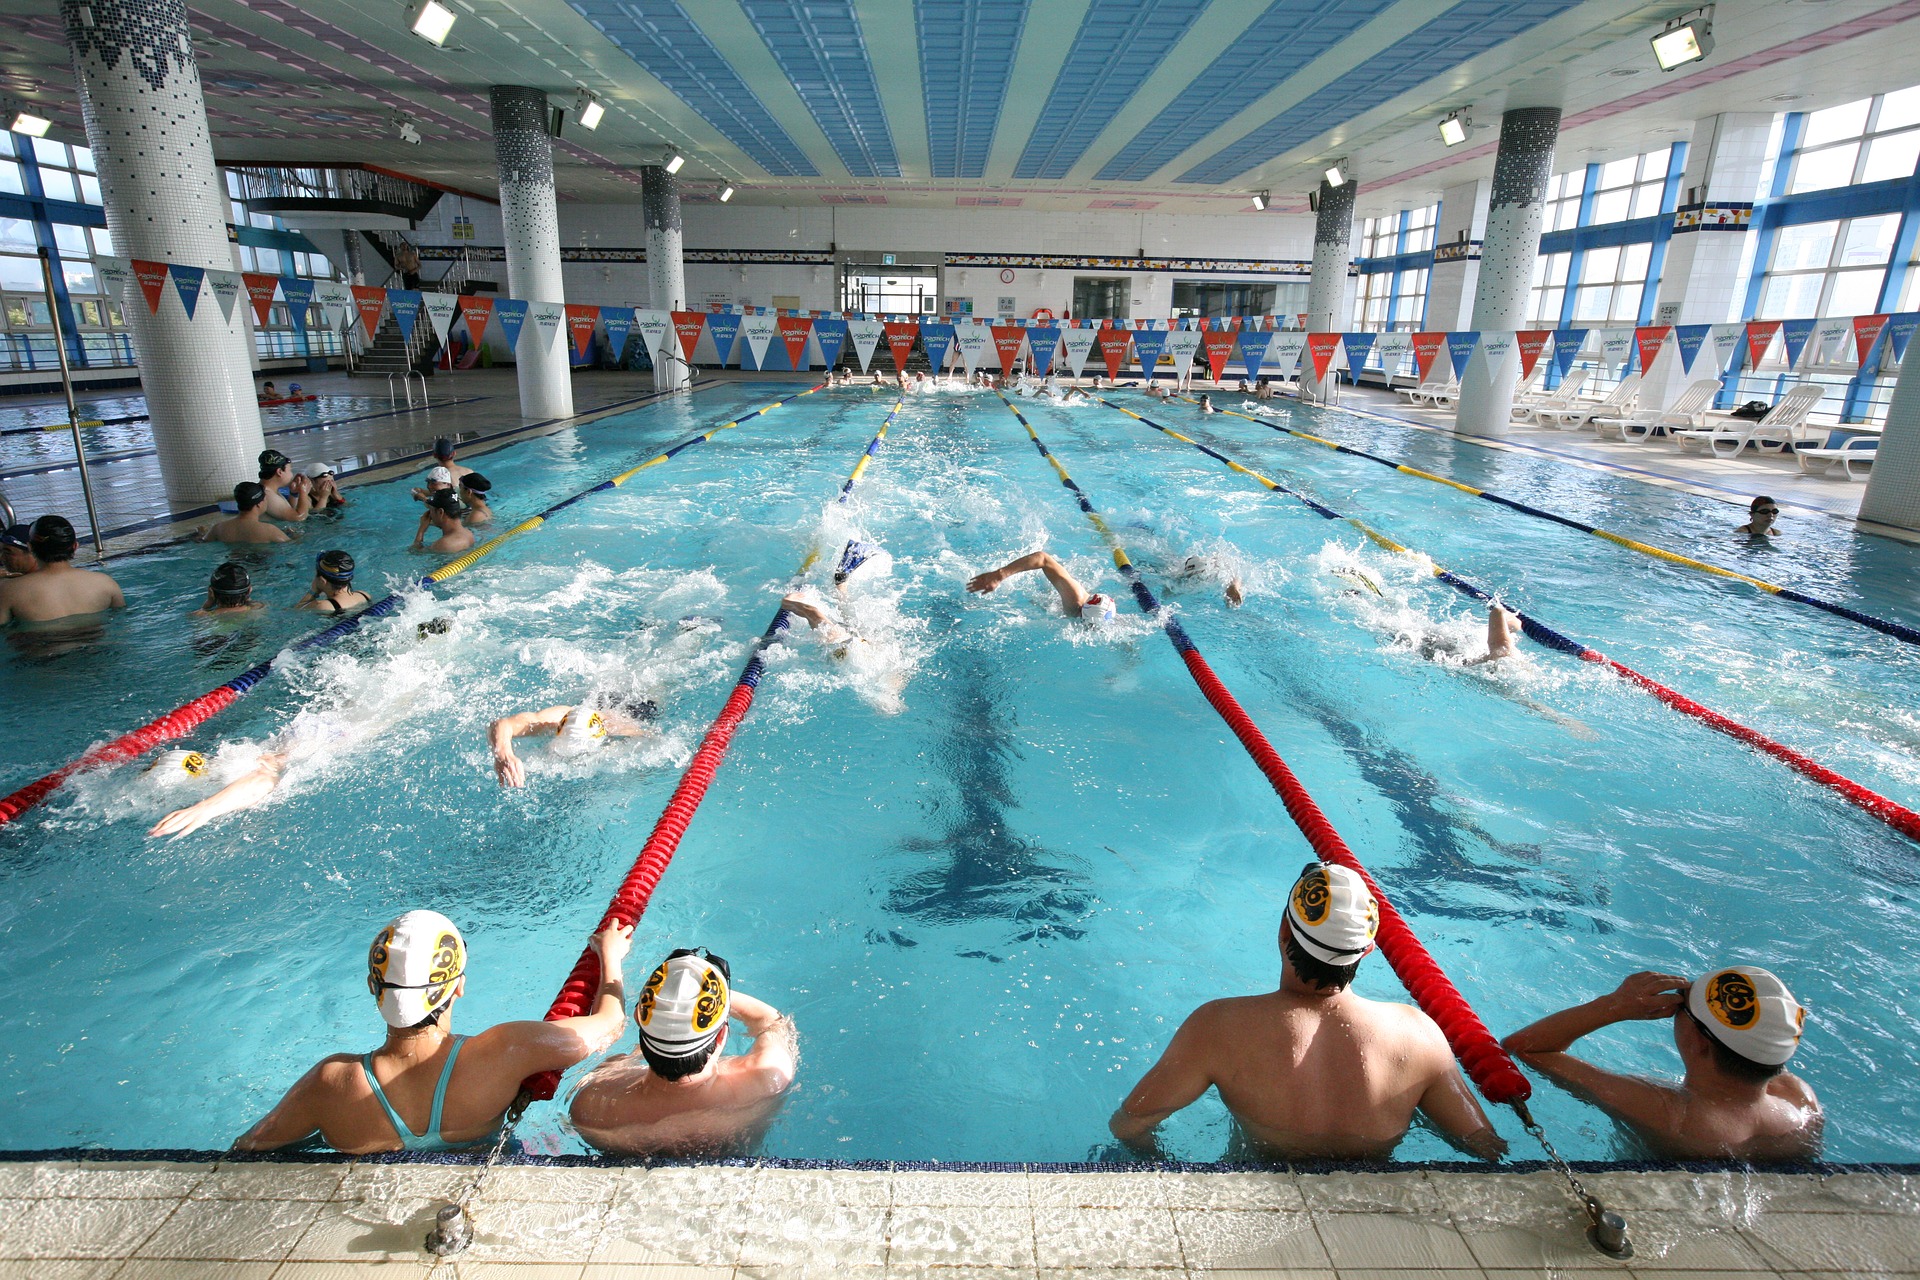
[408,0,456,47]
[1438,112,1470,147]
[8,108,50,138]
[1651,7,1714,71]
[665,151,686,174]
[720,185,735,202]
[575,92,604,131]
[395,117,422,146]
[1250,190,1268,210]
[1324,161,1348,188]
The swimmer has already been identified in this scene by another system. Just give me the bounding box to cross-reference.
[488,694,658,788]
[259,379,278,400]
[1173,553,1245,607]
[780,589,861,648]
[966,550,1118,624]
[1331,565,1384,597]
[458,473,493,527]
[145,747,209,782]
[1467,604,1522,666]
[235,912,634,1153]
[195,562,265,616]
[147,708,363,837]
[570,948,797,1157]
[257,449,311,522]
[1199,394,1216,414]
[297,550,371,614]
[0,516,125,624]
[1504,967,1821,1163]
[200,482,291,545]
[1112,862,1505,1162]
[410,464,456,506]
[1,523,39,577]
[413,491,474,554]
[305,461,347,512]
[1737,495,1780,539]
[429,437,472,487]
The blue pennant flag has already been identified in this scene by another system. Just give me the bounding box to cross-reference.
[1027,325,1061,376]
[278,277,315,334]
[920,322,955,371]
[1130,326,1168,377]
[600,307,633,356]
[1887,312,1919,363]
[1553,328,1588,376]
[388,289,423,344]
[1341,332,1378,372]
[1672,323,1711,374]
[1781,317,1816,368]
[1447,331,1481,378]
[1235,328,1273,380]
[812,316,848,366]
[492,298,529,350]
[704,311,743,363]
[167,264,206,320]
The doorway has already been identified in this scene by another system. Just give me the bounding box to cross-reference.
[1072,276,1131,319]
[842,269,938,315]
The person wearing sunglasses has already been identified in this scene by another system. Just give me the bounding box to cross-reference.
[233,911,634,1153]
[570,948,797,1156]
[1737,496,1781,539]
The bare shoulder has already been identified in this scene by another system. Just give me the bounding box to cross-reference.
[1771,1071,1820,1112]
[307,1053,368,1093]
[1364,995,1454,1053]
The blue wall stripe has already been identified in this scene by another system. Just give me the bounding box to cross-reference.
[1012,0,1209,181]
[569,0,819,178]
[918,0,1032,178]
[738,0,901,178]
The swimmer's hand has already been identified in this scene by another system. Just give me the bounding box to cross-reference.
[492,740,525,788]
[589,920,634,968]
[1225,578,1245,607]
[965,569,1005,594]
[147,765,282,838]
[1604,971,1689,1020]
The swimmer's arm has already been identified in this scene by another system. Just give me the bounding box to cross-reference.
[492,923,634,1070]
[488,706,572,787]
[731,992,798,1093]
[1109,1007,1215,1153]
[1415,1059,1507,1162]
[410,512,429,549]
[1502,972,1688,1054]
[232,1055,352,1151]
[1507,1049,1685,1140]
[147,753,288,838]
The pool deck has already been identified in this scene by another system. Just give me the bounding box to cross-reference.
[0,1158,1914,1278]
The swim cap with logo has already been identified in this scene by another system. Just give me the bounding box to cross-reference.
[1285,861,1379,966]
[367,910,466,1028]
[258,449,291,475]
[1689,965,1806,1067]
[552,703,607,757]
[426,490,463,516]
[1079,593,1118,623]
[638,950,730,1059]
[315,550,355,582]
[427,466,454,487]
[233,481,266,510]
[1,523,30,551]
[146,748,207,778]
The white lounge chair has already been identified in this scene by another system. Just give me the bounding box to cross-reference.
[1670,384,1828,458]
[1400,375,1458,407]
[1591,379,1722,443]
[1796,433,1877,480]
[1535,372,1641,430]
[1510,367,1590,421]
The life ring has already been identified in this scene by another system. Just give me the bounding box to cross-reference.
[1031,307,1056,322]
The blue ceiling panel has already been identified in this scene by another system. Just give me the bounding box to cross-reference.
[739,0,901,178]
[1093,0,1395,184]
[1013,0,1209,181]
[917,0,1031,178]
[1177,0,1590,184]
[569,0,819,177]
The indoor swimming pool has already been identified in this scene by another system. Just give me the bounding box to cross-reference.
[2,380,1917,1165]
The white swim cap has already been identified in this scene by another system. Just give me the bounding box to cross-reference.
[1079,593,1118,623]
[1285,862,1379,966]
[552,704,606,757]
[146,748,207,778]
[1689,966,1806,1067]
[427,466,453,486]
[305,460,335,479]
[638,950,730,1060]
[367,910,466,1028]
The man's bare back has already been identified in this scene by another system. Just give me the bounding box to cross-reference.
[0,560,124,624]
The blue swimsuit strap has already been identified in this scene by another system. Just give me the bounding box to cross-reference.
[362,1035,466,1146]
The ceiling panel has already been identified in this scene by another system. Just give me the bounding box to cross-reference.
[738,0,900,177]
[917,0,1032,178]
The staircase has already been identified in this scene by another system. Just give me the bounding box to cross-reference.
[351,310,435,380]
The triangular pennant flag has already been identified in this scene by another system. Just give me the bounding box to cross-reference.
[1027,324,1062,376]
[1061,326,1098,379]
[812,316,848,367]
[422,293,459,344]
[1199,329,1237,381]
[1411,332,1448,381]
[669,311,706,363]
[243,272,280,325]
[1130,326,1168,378]
[314,281,352,332]
[527,300,565,354]
[1097,324,1133,380]
[1598,329,1634,374]
[350,284,387,341]
[990,324,1026,377]
[1269,331,1306,377]
[1235,328,1274,380]
[1707,323,1744,375]
[1479,331,1517,382]
[631,310,671,364]
[1447,331,1480,379]
[492,298,529,350]
[920,322,956,373]
[600,306,634,358]
[279,277,316,334]
[131,260,169,314]
[1515,330,1553,381]
[1781,318,1816,369]
[205,269,241,323]
[1632,325,1671,375]
[1165,329,1200,381]
[846,318,883,371]
[1552,328,1589,377]
[739,310,778,369]
[1673,324,1711,374]
[1306,333,1343,380]
[1887,312,1920,363]
[703,311,743,364]
[1851,313,1890,365]
[955,323,993,376]
[389,289,423,344]
[1340,332,1376,376]
[565,303,600,360]
[1812,314,1852,363]
[95,255,132,302]
[778,315,814,368]
[882,321,918,372]
[459,295,495,344]
[1374,331,1412,376]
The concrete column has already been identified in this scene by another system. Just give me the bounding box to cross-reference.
[1860,346,1920,532]
[342,231,366,286]
[490,85,572,419]
[1455,107,1560,436]
[63,0,263,505]
[1423,178,1489,331]
[1642,113,1774,409]
[641,164,687,391]
[1301,176,1356,403]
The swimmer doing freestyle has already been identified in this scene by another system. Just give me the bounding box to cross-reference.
[488,693,658,788]
[966,549,1120,624]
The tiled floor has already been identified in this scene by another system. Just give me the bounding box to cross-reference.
[0,1161,1913,1279]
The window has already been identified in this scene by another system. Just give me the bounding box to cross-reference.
[1402,203,1437,253]
[1789,88,1920,193]
[1757,215,1896,319]
[1360,215,1397,258]
[1391,268,1428,330]
[1570,243,1652,325]
[1356,269,1391,331]
[1585,148,1672,224]
[1544,170,1585,231]
[1529,252,1571,325]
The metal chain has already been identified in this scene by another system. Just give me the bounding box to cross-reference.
[1523,1112,1599,1222]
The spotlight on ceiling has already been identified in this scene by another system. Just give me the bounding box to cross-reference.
[575,92,604,131]
[1250,190,1268,211]
[8,108,50,138]
[1438,112,1470,147]
[408,0,456,47]
[1324,161,1348,189]
[396,118,422,146]
[665,151,686,175]
[1651,8,1714,71]
[719,185,735,203]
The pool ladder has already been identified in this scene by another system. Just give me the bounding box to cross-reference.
[386,369,431,411]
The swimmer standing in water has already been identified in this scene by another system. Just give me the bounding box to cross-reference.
[488,694,658,788]
[966,549,1119,624]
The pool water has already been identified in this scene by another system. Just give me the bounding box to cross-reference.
[2,381,1917,1164]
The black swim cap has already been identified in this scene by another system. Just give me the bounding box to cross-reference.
[434,437,456,459]
[234,481,266,510]
[28,515,76,563]
[315,550,355,582]
[210,561,251,601]
[611,696,658,722]
[459,472,491,493]
[0,523,30,551]
[426,490,462,515]
[258,449,290,476]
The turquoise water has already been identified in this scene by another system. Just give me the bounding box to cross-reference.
[1,382,1917,1163]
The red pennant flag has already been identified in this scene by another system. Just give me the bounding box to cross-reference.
[1515,330,1553,381]
[777,315,814,367]
[1744,319,1781,370]
[1307,333,1343,380]
[671,310,707,362]
[350,285,388,342]
[565,303,599,359]
[1853,312,1891,364]
[1632,325,1671,374]
[241,272,280,326]
[1097,326,1132,380]
[883,321,919,373]
[132,259,169,314]
[457,294,495,343]
[990,325,1026,377]
[1411,332,1448,381]
[1195,317,1210,332]
[1199,330,1236,382]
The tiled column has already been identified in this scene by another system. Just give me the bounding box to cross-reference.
[1301,176,1356,403]
[641,164,686,391]
[490,85,572,419]
[1423,178,1489,330]
[1642,113,1773,409]
[63,0,263,505]
[1860,347,1920,531]
[1455,107,1560,436]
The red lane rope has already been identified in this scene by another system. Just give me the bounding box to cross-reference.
[0,686,243,824]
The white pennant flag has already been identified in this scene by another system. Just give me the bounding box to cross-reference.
[955,322,993,376]
[847,318,884,372]
[1268,331,1307,377]
[205,268,242,323]
[1707,322,1743,375]
[1813,315,1852,362]
[314,280,353,332]
[528,300,565,351]
[739,311,778,368]
[1165,329,1201,381]
[1373,330,1413,376]
[422,292,459,343]
[1598,329,1634,375]
[1479,331,1517,382]
[96,255,133,303]
[1061,326,1098,379]
[634,309,675,365]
